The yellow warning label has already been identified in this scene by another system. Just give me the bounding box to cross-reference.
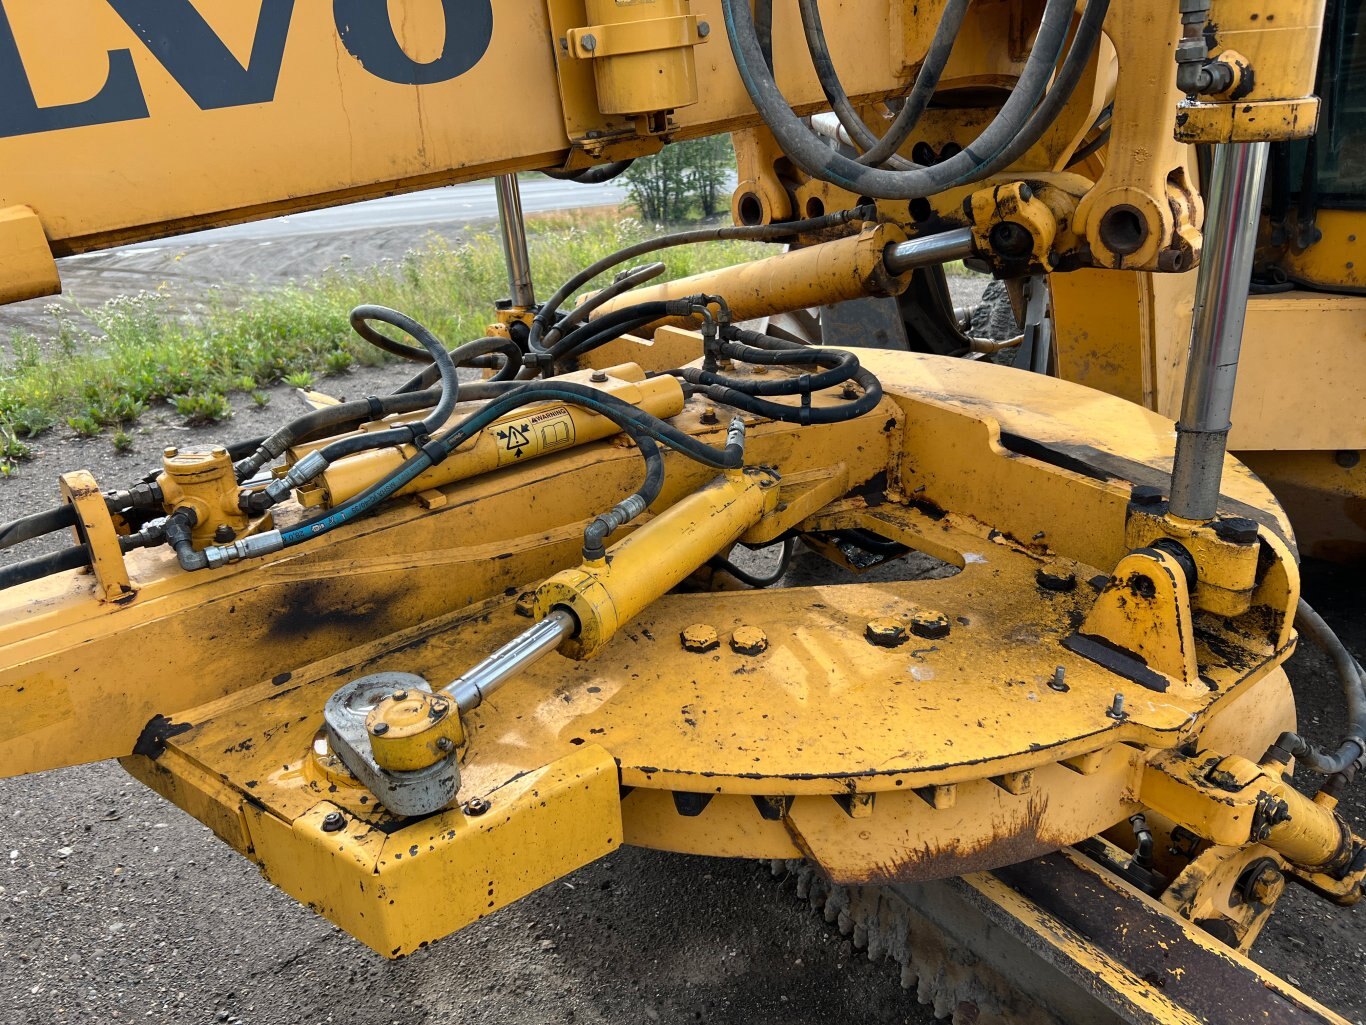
[494,405,577,466]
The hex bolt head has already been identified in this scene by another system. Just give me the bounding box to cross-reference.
[1248,864,1284,904]
[697,20,711,37]
[1048,666,1069,692]
[463,796,491,817]
[590,370,609,383]
[436,737,455,753]
[865,618,909,648]
[730,626,769,656]
[1130,484,1165,507]
[909,610,950,640]
[321,811,346,833]
[580,33,597,51]
[1035,562,1077,592]
[681,624,720,653]
[391,689,408,702]
[370,721,390,736]
[1213,516,1259,545]
[213,524,237,544]
[1106,692,1127,720]
[699,405,719,425]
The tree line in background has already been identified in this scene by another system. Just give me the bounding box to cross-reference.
[621,135,735,223]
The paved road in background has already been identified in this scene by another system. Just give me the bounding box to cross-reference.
[66,175,632,256]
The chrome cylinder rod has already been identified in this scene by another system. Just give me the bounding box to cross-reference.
[1168,141,1270,521]
[883,227,976,275]
[495,173,536,309]
[447,608,575,713]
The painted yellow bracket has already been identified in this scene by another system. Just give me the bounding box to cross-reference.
[244,744,623,957]
[0,206,59,306]
[1067,547,1200,694]
[60,470,133,603]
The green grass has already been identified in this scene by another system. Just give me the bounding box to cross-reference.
[0,213,766,457]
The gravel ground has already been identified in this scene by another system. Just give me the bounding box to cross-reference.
[0,228,1362,1025]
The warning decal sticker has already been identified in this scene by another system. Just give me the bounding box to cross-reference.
[494,405,577,466]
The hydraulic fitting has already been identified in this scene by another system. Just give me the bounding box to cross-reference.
[203,529,284,570]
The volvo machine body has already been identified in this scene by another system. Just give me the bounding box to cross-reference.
[0,2,1362,1022]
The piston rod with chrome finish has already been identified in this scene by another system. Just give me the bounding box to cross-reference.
[495,172,536,309]
[882,227,975,274]
[448,608,577,713]
[1167,141,1271,522]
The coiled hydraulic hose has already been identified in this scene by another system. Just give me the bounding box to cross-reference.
[235,307,471,485]
[720,0,1072,198]
[241,307,460,515]
[670,326,883,425]
[797,0,971,170]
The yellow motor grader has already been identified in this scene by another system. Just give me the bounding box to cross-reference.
[0,2,1362,1022]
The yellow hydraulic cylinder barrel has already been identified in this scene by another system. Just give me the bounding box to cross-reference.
[1258,771,1355,872]
[589,224,913,331]
[534,467,780,659]
[307,367,684,506]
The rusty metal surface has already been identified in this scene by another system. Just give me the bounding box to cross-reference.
[780,847,1351,1025]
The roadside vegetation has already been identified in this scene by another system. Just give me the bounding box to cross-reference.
[0,211,765,473]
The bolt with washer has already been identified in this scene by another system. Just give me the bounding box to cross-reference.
[321,811,346,833]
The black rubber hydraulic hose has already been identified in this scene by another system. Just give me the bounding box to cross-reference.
[684,364,883,425]
[720,0,1072,198]
[528,206,874,359]
[0,545,92,590]
[969,0,1112,177]
[243,307,461,513]
[334,307,460,450]
[710,536,795,587]
[580,432,664,561]
[542,160,635,185]
[266,383,748,558]
[235,390,445,481]
[0,504,78,551]
[395,335,523,394]
[1268,599,1366,776]
[797,0,971,169]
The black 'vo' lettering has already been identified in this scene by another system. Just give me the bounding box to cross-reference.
[0,0,495,139]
